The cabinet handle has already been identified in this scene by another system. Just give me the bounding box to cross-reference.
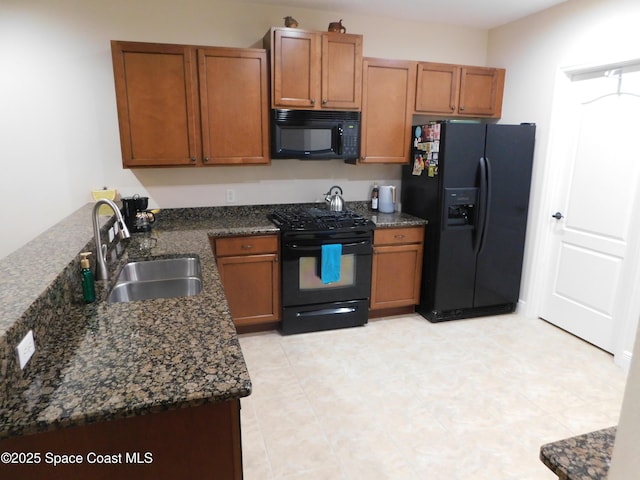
[190,157,196,162]
[241,244,254,250]
[322,99,328,105]
[203,156,209,163]
[460,106,465,111]
[394,235,406,239]
[310,98,316,105]
[451,105,456,110]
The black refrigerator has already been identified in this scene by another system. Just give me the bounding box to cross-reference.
[401,121,536,322]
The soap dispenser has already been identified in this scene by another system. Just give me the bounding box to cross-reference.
[80,252,95,303]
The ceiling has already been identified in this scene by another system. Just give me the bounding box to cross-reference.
[238,0,568,29]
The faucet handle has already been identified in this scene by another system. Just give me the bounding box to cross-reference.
[117,220,131,239]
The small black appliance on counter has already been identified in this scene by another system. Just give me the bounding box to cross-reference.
[121,195,156,233]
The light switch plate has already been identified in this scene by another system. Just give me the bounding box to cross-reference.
[16,330,35,369]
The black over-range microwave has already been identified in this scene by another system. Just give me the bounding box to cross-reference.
[271,109,361,161]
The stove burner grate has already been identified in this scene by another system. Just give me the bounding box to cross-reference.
[270,207,372,232]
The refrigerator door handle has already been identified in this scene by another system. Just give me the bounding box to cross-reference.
[474,156,492,254]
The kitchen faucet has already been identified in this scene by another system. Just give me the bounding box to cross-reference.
[92,199,131,280]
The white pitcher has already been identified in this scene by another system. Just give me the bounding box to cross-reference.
[378,185,396,213]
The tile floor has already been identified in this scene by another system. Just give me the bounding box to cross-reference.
[238,313,628,479]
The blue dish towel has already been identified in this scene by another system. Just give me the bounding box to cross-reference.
[321,243,342,284]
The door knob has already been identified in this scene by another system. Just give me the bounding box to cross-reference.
[552,212,564,220]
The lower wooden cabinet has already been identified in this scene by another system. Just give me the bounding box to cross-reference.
[211,234,280,330]
[0,400,242,480]
[370,226,424,310]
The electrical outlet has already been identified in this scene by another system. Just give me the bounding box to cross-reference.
[16,330,35,370]
[226,189,236,204]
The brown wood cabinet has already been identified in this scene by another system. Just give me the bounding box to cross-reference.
[111,41,269,168]
[416,62,505,118]
[264,27,362,110]
[0,400,242,480]
[359,58,417,164]
[370,226,424,310]
[212,234,280,331]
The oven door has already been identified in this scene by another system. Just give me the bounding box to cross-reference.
[281,233,372,307]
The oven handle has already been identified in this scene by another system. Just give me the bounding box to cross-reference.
[285,240,370,251]
[296,306,357,317]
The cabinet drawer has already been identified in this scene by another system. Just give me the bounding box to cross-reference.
[374,226,424,246]
[215,235,279,257]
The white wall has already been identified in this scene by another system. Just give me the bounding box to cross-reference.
[610,314,640,478]
[0,0,488,259]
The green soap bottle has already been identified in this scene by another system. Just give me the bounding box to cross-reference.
[80,252,96,303]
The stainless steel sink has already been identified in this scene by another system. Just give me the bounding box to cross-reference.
[107,257,202,303]
[115,257,201,282]
[108,277,202,303]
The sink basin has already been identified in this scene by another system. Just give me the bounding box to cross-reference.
[115,257,201,282]
[108,277,202,303]
[107,257,202,303]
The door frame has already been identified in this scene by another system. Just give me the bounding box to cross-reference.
[524,63,640,370]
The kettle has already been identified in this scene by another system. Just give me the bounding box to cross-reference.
[378,185,396,213]
[325,185,345,211]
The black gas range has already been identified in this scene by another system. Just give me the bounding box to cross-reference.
[269,207,374,335]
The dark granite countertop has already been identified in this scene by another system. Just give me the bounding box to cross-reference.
[540,426,616,479]
[0,201,425,440]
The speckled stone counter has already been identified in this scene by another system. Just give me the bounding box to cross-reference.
[0,201,425,441]
[540,427,616,479]
[349,202,428,228]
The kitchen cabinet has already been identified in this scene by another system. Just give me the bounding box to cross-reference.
[111,41,269,168]
[212,234,280,332]
[0,400,242,480]
[359,58,416,164]
[370,226,424,310]
[415,62,505,118]
[264,27,362,110]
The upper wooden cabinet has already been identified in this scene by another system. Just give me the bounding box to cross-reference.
[264,28,362,110]
[415,62,505,118]
[359,58,416,164]
[111,41,269,168]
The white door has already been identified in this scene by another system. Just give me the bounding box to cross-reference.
[540,67,640,353]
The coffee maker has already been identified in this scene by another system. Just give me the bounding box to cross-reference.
[121,195,156,232]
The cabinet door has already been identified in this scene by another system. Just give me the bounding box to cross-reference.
[111,41,200,167]
[321,33,362,109]
[458,67,505,117]
[198,48,269,165]
[415,62,460,114]
[370,243,423,310]
[217,253,280,327]
[360,58,416,164]
[271,29,320,108]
